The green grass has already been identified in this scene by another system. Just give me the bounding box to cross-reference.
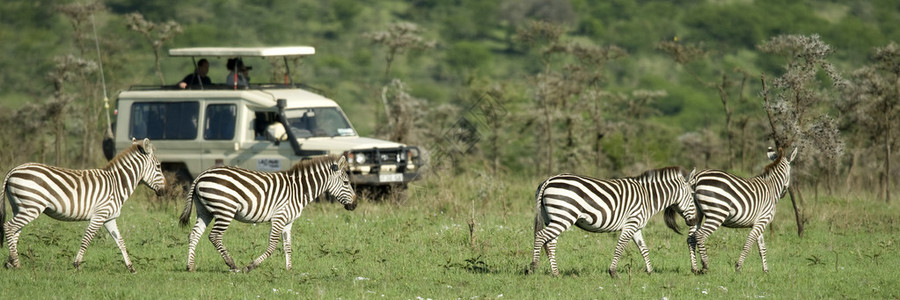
[0,174,898,299]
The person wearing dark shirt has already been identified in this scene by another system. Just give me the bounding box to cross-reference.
[178,58,211,89]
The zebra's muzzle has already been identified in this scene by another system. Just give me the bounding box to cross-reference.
[344,201,357,211]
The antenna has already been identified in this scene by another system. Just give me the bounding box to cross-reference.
[92,13,112,139]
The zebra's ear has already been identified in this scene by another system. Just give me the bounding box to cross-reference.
[788,147,798,163]
[142,138,153,155]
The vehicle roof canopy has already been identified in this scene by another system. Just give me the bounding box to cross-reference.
[168,46,315,57]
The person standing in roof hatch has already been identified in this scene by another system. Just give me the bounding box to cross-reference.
[225,58,251,88]
[178,58,211,89]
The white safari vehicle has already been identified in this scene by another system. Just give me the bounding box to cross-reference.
[110,46,423,194]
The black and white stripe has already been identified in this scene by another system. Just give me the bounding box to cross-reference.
[180,154,357,272]
[527,167,697,277]
[688,147,798,273]
[1,138,166,273]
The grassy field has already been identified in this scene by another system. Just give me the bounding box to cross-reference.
[0,173,897,299]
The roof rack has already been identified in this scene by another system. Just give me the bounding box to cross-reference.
[168,46,315,57]
[169,46,316,86]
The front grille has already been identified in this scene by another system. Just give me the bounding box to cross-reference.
[346,146,421,167]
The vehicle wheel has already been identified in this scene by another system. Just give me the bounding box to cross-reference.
[164,167,194,196]
[384,184,408,204]
[359,184,407,203]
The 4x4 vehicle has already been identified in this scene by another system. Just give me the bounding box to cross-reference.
[111,46,423,193]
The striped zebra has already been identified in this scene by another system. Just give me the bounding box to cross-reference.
[1,138,166,273]
[527,167,698,277]
[688,147,798,274]
[180,155,357,272]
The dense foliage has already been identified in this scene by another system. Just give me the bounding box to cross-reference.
[1,0,899,201]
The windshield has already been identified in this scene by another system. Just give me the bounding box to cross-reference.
[285,107,355,138]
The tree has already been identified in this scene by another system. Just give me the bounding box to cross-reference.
[840,42,900,203]
[363,22,435,78]
[658,40,750,171]
[47,54,97,166]
[57,1,106,167]
[379,79,428,145]
[125,12,182,85]
[516,20,625,175]
[364,22,435,140]
[758,34,846,237]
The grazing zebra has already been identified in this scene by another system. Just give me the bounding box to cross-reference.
[1,138,166,273]
[180,155,357,272]
[527,167,698,277]
[687,147,798,274]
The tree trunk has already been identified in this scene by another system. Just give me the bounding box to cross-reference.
[762,75,804,237]
[545,108,553,176]
[885,106,892,203]
[717,74,733,170]
[153,48,164,86]
[845,147,859,195]
[788,185,805,237]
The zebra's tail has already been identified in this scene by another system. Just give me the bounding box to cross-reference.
[663,205,682,235]
[687,169,705,223]
[179,177,201,227]
[533,177,553,235]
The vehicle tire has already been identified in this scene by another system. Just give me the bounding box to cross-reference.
[163,166,194,196]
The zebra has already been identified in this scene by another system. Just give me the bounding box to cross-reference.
[527,167,698,277]
[687,147,798,274]
[180,154,357,272]
[1,138,166,273]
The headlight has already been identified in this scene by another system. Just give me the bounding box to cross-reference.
[354,153,367,164]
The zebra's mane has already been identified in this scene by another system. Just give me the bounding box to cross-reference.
[102,143,143,170]
[761,147,786,176]
[628,166,685,182]
[288,154,341,173]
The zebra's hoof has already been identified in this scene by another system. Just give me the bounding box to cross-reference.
[127,265,136,274]
[5,261,19,269]
[73,261,81,270]
[608,269,618,278]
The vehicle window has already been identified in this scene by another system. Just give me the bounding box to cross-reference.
[253,111,278,140]
[204,104,237,140]
[130,102,199,140]
[285,107,354,137]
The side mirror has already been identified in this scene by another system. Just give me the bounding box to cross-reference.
[266,123,288,142]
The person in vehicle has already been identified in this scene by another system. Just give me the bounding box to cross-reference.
[177,58,211,89]
[225,58,251,88]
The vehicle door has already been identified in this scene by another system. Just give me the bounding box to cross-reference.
[231,108,297,172]
[200,101,242,170]
[127,100,204,177]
